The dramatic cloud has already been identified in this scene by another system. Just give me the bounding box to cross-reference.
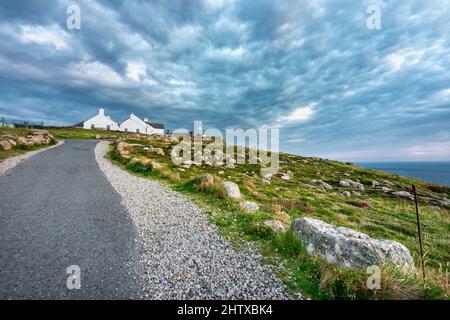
[0,0,449,161]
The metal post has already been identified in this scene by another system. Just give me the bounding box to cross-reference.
[412,185,425,278]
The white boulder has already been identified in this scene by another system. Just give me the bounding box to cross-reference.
[292,217,415,272]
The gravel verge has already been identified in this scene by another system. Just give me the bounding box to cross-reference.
[0,140,64,175]
[95,141,289,299]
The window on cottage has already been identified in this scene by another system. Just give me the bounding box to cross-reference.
[107,125,110,131]
[136,129,140,133]
[91,124,95,129]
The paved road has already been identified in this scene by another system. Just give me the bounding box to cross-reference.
[0,140,141,299]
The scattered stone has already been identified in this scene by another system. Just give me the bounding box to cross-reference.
[338,180,351,188]
[310,179,333,190]
[117,142,131,156]
[195,174,215,189]
[264,220,286,233]
[338,179,365,190]
[280,171,294,181]
[391,191,414,201]
[241,201,260,212]
[351,191,361,197]
[17,136,33,146]
[0,140,13,150]
[143,146,165,155]
[151,162,163,170]
[218,170,225,175]
[222,181,241,199]
[374,186,393,193]
[341,191,351,197]
[292,217,415,271]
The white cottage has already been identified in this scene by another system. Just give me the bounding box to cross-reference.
[119,113,165,135]
[78,107,120,131]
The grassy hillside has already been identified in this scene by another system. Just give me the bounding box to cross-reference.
[107,134,449,299]
[0,127,56,161]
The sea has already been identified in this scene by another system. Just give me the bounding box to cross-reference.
[357,161,450,187]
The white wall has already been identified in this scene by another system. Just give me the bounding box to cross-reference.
[119,114,164,135]
[119,114,147,133]
[83,108,120,131]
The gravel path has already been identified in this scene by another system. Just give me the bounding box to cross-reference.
[95,141,289,299]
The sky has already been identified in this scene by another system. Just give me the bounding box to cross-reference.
[0,0,449,161]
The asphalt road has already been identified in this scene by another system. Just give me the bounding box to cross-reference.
[0,140,141,299]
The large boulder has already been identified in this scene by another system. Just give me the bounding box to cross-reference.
[222,181,241,199]
[292,217,415,272]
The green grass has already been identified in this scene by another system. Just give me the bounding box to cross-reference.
[46,127,131,140]
[105,136,449,299]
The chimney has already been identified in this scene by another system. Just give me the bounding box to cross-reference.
[144,117,149,123]
[99,107,105,116]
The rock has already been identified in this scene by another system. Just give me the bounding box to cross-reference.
[96,135,101,139]
[338,179,365,190]
[391,191,414,201]
[30,135,47,145]
[218,170,225,175]
[0,140,12,150]
[241,201,260,212]
[117,142,131,156]
[292,218,415,271]
[30,129,50,136]
[372,180,380,187]
[222,181,241,199]
[154,148,165,155]
[338,180,351,188]
[310,179,332,190]
[8,140,17,147]
[342,191,351,197]
[299,183,314,189]
[264,220,286,233]
[195,174,215,188]
[261,178,271,185]
[382,180,395,187]
[374,186,393,193]
[280,171,294,181]
[143,146,165,155]
[17,136,33,146]
[351,191,361,197]
[151,162,163,170]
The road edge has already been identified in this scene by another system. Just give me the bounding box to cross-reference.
[0,140,65,176]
